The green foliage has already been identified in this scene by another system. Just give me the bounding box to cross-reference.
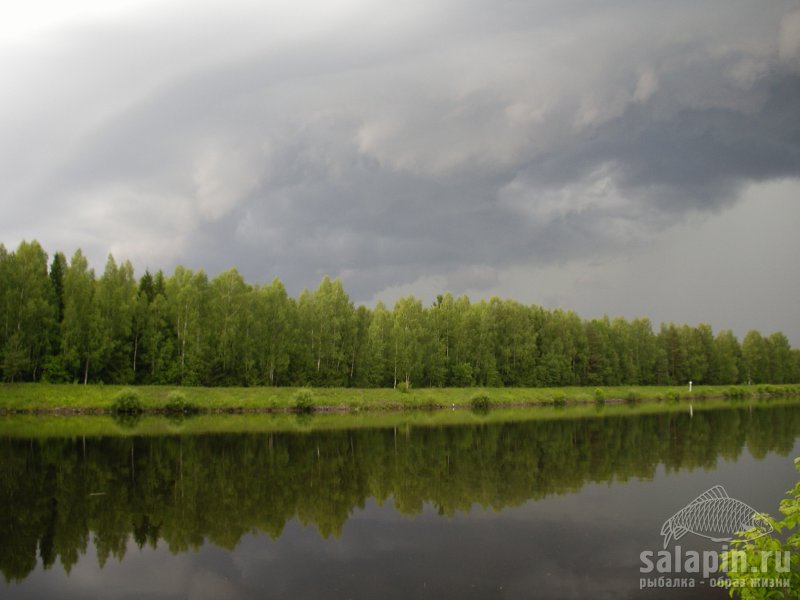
[722,457,800,598]
[725,387,752,400]
[40,355,69,383]
[2,333,27,383]
[293,388,315,413]
[111,388,143,414]
[756,385,800,398]
[397,381,412,394]
[163,391,199,415]
[450,362,474,387]
[1,239,798,389]
[4,382,800,414]
[470,394,491,411]
[665,390,681,402]
[594,388,606,402]
[60,250,99,384]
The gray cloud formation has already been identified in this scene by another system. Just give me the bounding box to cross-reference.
[1,0,799,312]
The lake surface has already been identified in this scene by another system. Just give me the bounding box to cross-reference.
[2,400,800,599]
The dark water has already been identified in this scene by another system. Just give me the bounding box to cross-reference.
[2,402,800,599]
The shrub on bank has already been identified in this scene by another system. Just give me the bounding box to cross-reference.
[164,391,199,415]
[470,394,491,411]
[293,388,315,413]
[111,389,143,414]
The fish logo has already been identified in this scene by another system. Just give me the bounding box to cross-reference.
[660,485,772,548]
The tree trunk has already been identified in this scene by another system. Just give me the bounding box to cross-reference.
[83,357,89,385]
[132,334,138,376]
[393,340,398,388]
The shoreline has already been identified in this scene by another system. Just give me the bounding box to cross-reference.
[1,382,799,416]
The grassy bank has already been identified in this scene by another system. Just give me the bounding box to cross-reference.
[1,382,799,414]
[3,396,800,439]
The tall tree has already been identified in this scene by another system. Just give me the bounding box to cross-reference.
[303,277,354,386]
[206,268,251,384]
[685,323,714,384]
[585,317,618,386]
[41,252,70,381]
[252,279,293,386]
[2,241,56,381]
[61,250,99,384]
[360,301,391,387]
[658,323,688,385]
[348,305,371,387]
[536,309,586,386]
[710,330,741,384]
[430,294,456,385]
[630,318,657,385]
[95,255,137,383]
[741,330,769,384]
[0,244,10,379]
[491,299,537,386]
[767,332,793,383]
[391,296,425,388]
[471,299,501,386]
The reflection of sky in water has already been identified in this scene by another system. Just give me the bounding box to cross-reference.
[6,439,798,600]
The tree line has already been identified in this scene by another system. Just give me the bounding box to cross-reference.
[1,240,798,387]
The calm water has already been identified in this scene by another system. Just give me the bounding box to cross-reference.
[2,401,800,599]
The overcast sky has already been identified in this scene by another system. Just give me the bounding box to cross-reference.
[2,0,799,343]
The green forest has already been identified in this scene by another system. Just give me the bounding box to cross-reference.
[2,403,799,581]
[1,240,798,387]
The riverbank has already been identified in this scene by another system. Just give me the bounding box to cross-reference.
[1,382,799,414]
[3,395,800,439]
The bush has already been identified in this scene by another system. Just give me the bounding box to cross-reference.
[396,381,412,394]
[665,390,681,402]
[594,388,606,403]
[552,392,567,406]
[293,388,315,413]
[111,389,143,414]
[722,457,800,597]
[470,394,491,411]
[164,391,199,415]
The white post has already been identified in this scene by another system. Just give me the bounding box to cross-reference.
[689,380,693,393]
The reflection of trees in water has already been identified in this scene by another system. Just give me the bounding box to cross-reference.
[2,404,799,582]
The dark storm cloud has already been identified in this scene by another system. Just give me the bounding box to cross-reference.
[1,0,799,302]
[521,74,800,212]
